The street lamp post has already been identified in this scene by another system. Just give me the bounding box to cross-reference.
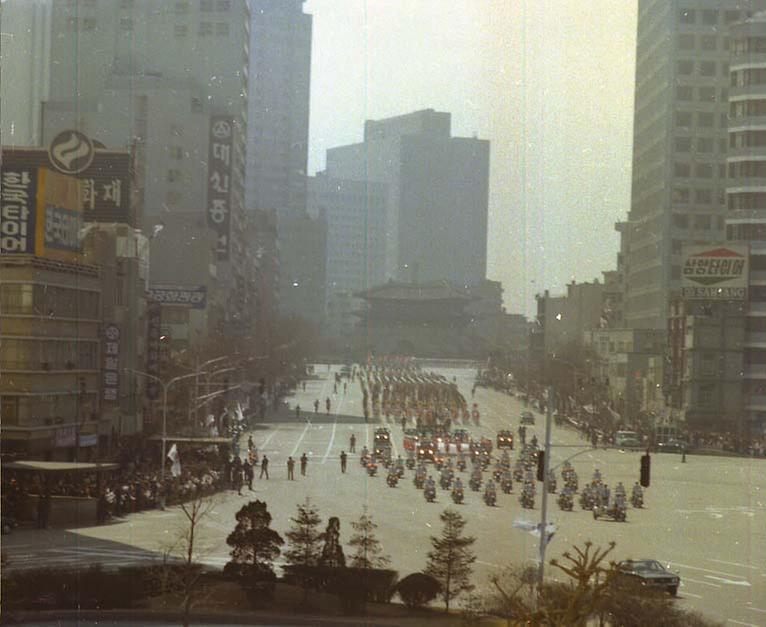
[125,369,198,483]
[538,385,554,590]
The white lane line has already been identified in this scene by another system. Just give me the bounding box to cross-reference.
[322,417,338,464]
[681,591,703,599]
[747,607,766,614]
[669,561,750,580]
[710,559,759,570]
[476,559,502,568]
[290,422,312,457]
[259,427,279,450]
[728,620,758,627]
[683,576,721,588]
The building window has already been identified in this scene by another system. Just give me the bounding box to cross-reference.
[217,0,231,9]
[696,163,713,178]
[676,111,692,127]
[678,60,694,75]
[119,17,133,32]
[175,1,189,13]
[700,61,716,77]
[695,189,712,204]
[675,137,692,152]
[673,214,689,228]
[679,9,695,24]
[699,384,714,406]
[199,22,213,36]
[672,188,690,204]
[216,22,229,36]
[174,24,188,37]
[200,0,213,11]
[702,9,718,25]
[677,85,693,101]
[696,137,713,153]
[701,35,717,50]
[678,34,695,50]
[697,112,714,128]
[699,86,716,102]
[694,214,711,230]
[167,169,182,183]
[674,162,691,178]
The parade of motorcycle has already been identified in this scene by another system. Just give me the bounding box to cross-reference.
[352,359,646,519]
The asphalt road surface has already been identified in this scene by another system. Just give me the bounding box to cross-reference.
[5,365,765,626]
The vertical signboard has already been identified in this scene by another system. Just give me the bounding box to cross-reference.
[36,168,83,261]
[207,116,233,260]
[102,324,121,402]
[146,302,162,400]
[0,168,38,254]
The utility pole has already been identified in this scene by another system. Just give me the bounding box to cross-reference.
[537,385,554,590]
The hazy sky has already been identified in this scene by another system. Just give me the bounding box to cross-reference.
[305,0,638,316]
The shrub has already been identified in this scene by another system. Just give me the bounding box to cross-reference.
[394,572,442,608]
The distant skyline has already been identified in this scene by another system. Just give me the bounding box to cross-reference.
[305,0,638,316]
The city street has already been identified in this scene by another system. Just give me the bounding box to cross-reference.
[4,365,766,626]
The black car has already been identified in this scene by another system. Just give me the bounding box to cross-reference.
[520,411,535,425]
[616,559,680,596]
[657,439,688,453]
[374,428,391,445]
[496,430,514,449]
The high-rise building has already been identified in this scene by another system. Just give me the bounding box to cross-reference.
[246,0,312,216]
[326,109,489,287]
[621,1,765,330]
[307,173,387,308]
[726,11,766,433]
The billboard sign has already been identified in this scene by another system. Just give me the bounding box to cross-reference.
[206,116,233,260]
[681,245,748,300]
[102,324,121,403]
[148,285,207,309]
[36,168,83,261]
[0,168,38,254]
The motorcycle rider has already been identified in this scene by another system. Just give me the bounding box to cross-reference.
[593,468,602,483]
[470,466,482,489]
[615,481,626,499]
[484,480,497,504]
[631,482,644,505]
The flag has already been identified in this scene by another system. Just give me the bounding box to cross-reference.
[167,443,181,477]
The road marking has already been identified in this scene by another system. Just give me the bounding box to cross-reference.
[683,577,721,588]
[747,607,766,614]
[728,620,758,627]
[476,559,501,568]
[322,416,338,464]
[705,575,751,587]
[290,422,311,457]
[669,561,749,580]
[710,559,758,570]
[259,427,279,450]
[682,591,703,599]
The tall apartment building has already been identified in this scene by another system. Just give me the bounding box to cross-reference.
[621,1,765,330]
[246,0,312,215]
[726,11,766,433]
[326,109,490,287]
[307,173,387,308]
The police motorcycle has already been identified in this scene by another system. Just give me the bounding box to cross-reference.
[360,447,370,467]
[424,477,437,503]
[513,461,524,483]
[565,470,579,492]
[499,450,511,469]
[483,480,497,506]
[579,484,597,510]
[405,452,416,470]
[366,460,378,477]
[593,493,627,522]
[557,487,574,511]
[492,463,505,482]
[451,478,465,504]
[395,456,405,478]
[456,453,467,472]
[413,465,426,489]
[500,470,513,494]
[547,471,557,494]
[386,466,399,487]
[440,467,454,490]
[480,450,492,471]
[469,467,483,492]
[519,481,535,509]
[631,483,644,508]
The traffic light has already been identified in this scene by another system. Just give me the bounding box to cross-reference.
[537,451,545,482]
[640,453,651,487]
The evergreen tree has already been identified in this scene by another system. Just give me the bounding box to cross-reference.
[425,508,476,612]
[348,507,390,569]
[284,499,323,604]
[319,516,346,568]
[225,500,283,579]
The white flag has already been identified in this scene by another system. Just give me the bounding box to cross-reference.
[167,443,182,477]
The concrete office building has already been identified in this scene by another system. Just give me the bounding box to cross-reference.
[326,109,490,286]
[246,0,312,215]
[307,173,387,310]
[621,1,765,330]
[726,11,766,433]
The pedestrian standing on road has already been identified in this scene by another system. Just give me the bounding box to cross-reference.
[233,457,244,495]
[300,452,308,476]
[314,399,319,413]
[343,382,347,394]
[296,404,301,420]
[302,381,306,391]
[248,435,254,451]
[349,433,356,453]
[326,397,331,414]
[287,456,296,480]
[260,455,270,479]
[243,459,254,490]
[340,450,347,473]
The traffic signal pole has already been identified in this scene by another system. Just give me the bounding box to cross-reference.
[537,386,554,591]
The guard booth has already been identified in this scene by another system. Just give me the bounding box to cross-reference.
[2,461,119,527]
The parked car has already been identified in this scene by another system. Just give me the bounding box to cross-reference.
[615,559,680,596]
[657,439,688,453]
[520,411,535,425]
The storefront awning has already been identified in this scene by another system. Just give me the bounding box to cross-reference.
[2,460,119,473]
